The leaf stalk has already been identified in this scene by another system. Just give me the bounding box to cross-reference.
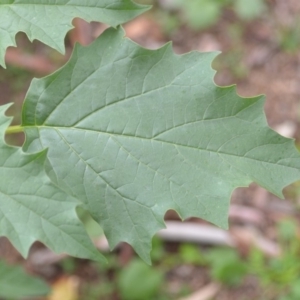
[5,125,24,134]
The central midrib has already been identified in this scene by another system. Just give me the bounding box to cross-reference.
[22,125,296,170]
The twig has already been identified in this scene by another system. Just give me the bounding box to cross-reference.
[158,221,236,246]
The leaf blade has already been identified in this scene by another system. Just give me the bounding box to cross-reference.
[0,104,104,262]
[0,0,150,67]
[22,27,300,263]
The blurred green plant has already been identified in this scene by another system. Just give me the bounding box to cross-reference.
[157,0,267,31]
[205,248,248,286]
[78,217,300,300]
[60,257,78,274]
[276,22,300,54]
[233,0,267,20]
[171,243,248,287]
[249,219,300,299]
[178,244,207,266]
[118,259,164,300]
[174,0,227,30]
[81,278,115,300]
[0,260,50,299]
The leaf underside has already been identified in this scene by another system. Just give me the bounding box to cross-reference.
[22,27,300,263]
[0,104,104,262]
[0,0,149,67]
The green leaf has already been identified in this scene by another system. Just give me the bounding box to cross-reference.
[0,104,104,262]
[22,27,300,263]
[0,0,149,67]
[234,0,266,20]
[118,259,164,300]
[0,260,50,299]
[176,0,222,29]
[206,248,247,286]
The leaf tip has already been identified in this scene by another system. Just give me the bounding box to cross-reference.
[92,251,108,264]
[0,61,7,69]
[130,0,152,12]
[0,103,14,135]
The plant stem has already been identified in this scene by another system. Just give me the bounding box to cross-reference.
[5,125,24,134]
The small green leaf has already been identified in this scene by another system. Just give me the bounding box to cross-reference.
[0,260,50,299]
[22,27,300,263]
[206,248,247,286]
[234,0,266,20]
[118,259,163,300]
[0,104,104,262]
[176,0,222,29]
[0,0,150,67]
